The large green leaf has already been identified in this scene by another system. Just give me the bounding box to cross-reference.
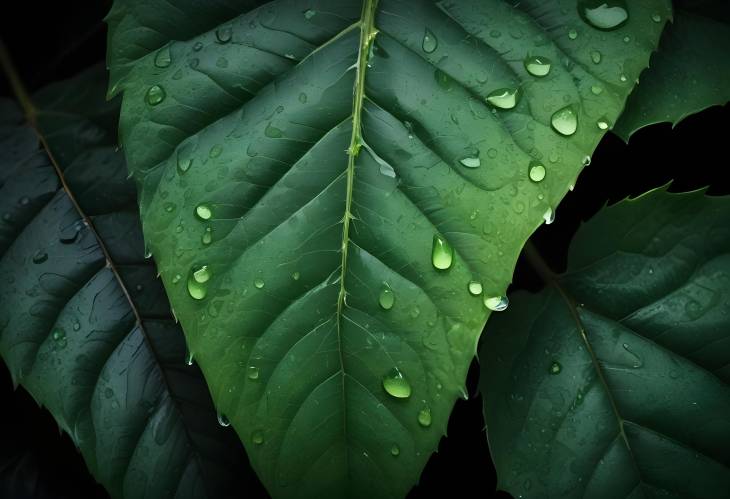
[614,0,730,140]
[107,1,670,496]
[480,187,730,498]
[0,66,262,498]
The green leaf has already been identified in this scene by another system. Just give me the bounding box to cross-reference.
[0,66,262,499]
[107,1,670,496]
[614,0,730,140]
[480,186,730,498]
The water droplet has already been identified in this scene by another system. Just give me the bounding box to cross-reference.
[468,281,483,296]
[265,123,283,138]
[32,251,48,264]
[459,155,481,168]
[390,444,400,456]
[543,207,556,225]
[621,343,643,368]
[202,227,213,245]
[146,85,166,106]
[620,74,628,82]
[303,9,316,20]
[195,204,213,221]
[247,366,260,380]
[651,13,662,23]
[252,430,264,444]
[551,105,578,136]
[590,50,602,64]
[524,56,552,77]
[209,144,222,158]
[549,361,562,374]
[193,41,203,51]
[489,29,501,38]
[422,28,438,53]
[582,155,592,167]
[528,162,546,182]
[216,27,232,43]
[486,87,520,109]
[578,0,629,30]
[187,265,210,300]
[217,412,230,427]
[484,295,509,312]
[591,84,603,95]
[154,46,172,68]
[622,35,631,43]
[417,407,432,427]
[298,92,307,103]
[51,327,67,349]
[172,274,181,284]
[382,367,411,399]
[185,350,195,366]
[379,283,395,310]
[177,152,192,174]
[72,321,81,331]
[596,117,611,130]
[568,29,578,40]
[431,235,453,270]
[291,271,300,281]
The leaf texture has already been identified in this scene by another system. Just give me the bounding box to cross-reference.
[107,1,670,496]
[614,0,730,140]
[0,66,263,499]
[480,187,730,498]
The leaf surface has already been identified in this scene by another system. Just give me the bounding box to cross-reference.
[0,66,262,499]
[480,187,730,498]
[107,1,670,496]
[614,0,730,140]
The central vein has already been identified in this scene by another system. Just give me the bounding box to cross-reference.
[337,0,378,327]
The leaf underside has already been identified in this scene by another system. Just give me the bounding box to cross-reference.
[614,0,730,140]
[480,187,730,498]
[0,67,261,499]
[107,1,670,496]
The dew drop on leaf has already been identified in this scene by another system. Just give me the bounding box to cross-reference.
[459,155,481,168]
[551,105,578,136]
[578,0,629,30]
[390,444,400,456]
[597,117,611,130]
[431,234,453,270]
[382,367,411,399]
[265,123,283,138]
[543,207,556,225]
[187,265,210,300]
[215,26,232,43]
[254,277,265,289]
[202,227,213,245]
[303,9,316,20]
[417,406,432,427]
[549,361,562,375]
[185,350,195,366]
[523,56,552,77]
[195,204,213,221]
[484,295,509,312]
[486,87,520,109]
[145,85,166,106]
[568,28,578,40]
[590,50,602,64]
[32,250,48,264]
[248,366,260,380]
[379,283,395,310]
[154,46,172,68]
[252,430,264,444]
[217,412,230,427]
[422,28,438,53]
[528,162,546,182]
[468,281,483,296]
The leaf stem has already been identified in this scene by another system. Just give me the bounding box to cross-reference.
[523,239,557,284]
[0,39,141,328]
[0,39,37,123]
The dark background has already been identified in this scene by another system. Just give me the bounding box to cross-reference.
[0,2,727,499]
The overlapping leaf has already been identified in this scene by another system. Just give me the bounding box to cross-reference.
[107,1,670,496]
[0,66,262,499]
[615,0,730,140]
[480,187,730,498]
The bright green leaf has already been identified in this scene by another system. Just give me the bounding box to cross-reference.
[0,66,261,499]
[107,1,670,496]
[614,0,730,140]
[480,186,730,498]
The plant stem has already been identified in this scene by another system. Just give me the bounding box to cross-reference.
[523,239,557,284]
[0,39,37,122]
